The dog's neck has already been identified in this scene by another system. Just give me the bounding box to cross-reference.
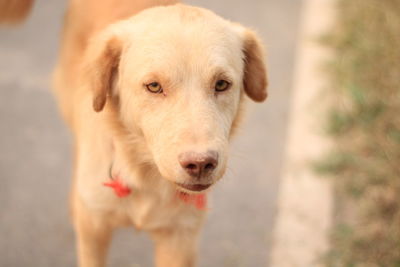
[103,101,167,191]
[111,137,161,190]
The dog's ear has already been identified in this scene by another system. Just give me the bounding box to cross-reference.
[242,30,268,102]
[0,0,35,25]
[86,33,123,112]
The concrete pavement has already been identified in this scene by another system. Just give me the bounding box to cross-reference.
[270,0,334,265]
[0,1,302,266]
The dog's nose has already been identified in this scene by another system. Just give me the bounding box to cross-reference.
[178,151,218,178]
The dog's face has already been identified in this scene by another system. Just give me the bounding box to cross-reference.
[87,4,267,193]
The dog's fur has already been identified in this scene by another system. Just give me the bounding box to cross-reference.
[1,1,268,266]
[0,0,34,24]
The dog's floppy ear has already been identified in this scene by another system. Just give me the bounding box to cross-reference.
[242,30,268,102]
[0,0,35,24]
[86,32,123,112]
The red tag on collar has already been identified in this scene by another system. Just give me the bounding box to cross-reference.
[178,192,207,210]
[103,177,131,198]
[103,169,206,209]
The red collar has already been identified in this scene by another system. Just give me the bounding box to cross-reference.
[103,164,132,197]
[103,175,132,197]
[177,191,207,210]
[103,165,207,210]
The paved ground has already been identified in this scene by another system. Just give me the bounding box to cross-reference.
[0,1,302,266]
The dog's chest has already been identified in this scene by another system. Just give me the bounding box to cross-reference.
[125,190,182,229]
[80,176,203,231]
[76,143,204,231]
[102,186,203,232]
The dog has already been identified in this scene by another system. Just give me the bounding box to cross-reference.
[1,0,268,266]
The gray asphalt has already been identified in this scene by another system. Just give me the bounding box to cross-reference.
[0,1,302,266]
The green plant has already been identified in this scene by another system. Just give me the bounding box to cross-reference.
[317,0,400,265]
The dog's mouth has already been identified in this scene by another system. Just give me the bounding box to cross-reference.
[175,183,212,192]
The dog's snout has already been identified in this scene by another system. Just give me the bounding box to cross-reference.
[179,151,218,178]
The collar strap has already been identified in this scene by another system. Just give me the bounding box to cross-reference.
[103,164,131,197]
[103,164,207,210]
[178,192,207,210]
[103,177,132,198]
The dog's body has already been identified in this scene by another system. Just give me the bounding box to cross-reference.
[1,1,267,266]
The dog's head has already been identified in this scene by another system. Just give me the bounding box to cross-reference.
[86,4,267,193]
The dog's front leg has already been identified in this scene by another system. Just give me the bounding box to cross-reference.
[73,195,113,267]
[151,228,200,267]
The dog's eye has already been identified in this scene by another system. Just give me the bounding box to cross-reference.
[146,82,163,93]
[215,80,230,92]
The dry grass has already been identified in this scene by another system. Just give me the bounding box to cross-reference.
[315,0,400,266]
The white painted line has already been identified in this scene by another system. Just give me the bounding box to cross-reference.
[269,0,336,266]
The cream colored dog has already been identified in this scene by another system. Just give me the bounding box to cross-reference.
[2,0,267,266]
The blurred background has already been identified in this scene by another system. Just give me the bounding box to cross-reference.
[2,0,399,266]
[314,0,400,266]
[0,0,302,266]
